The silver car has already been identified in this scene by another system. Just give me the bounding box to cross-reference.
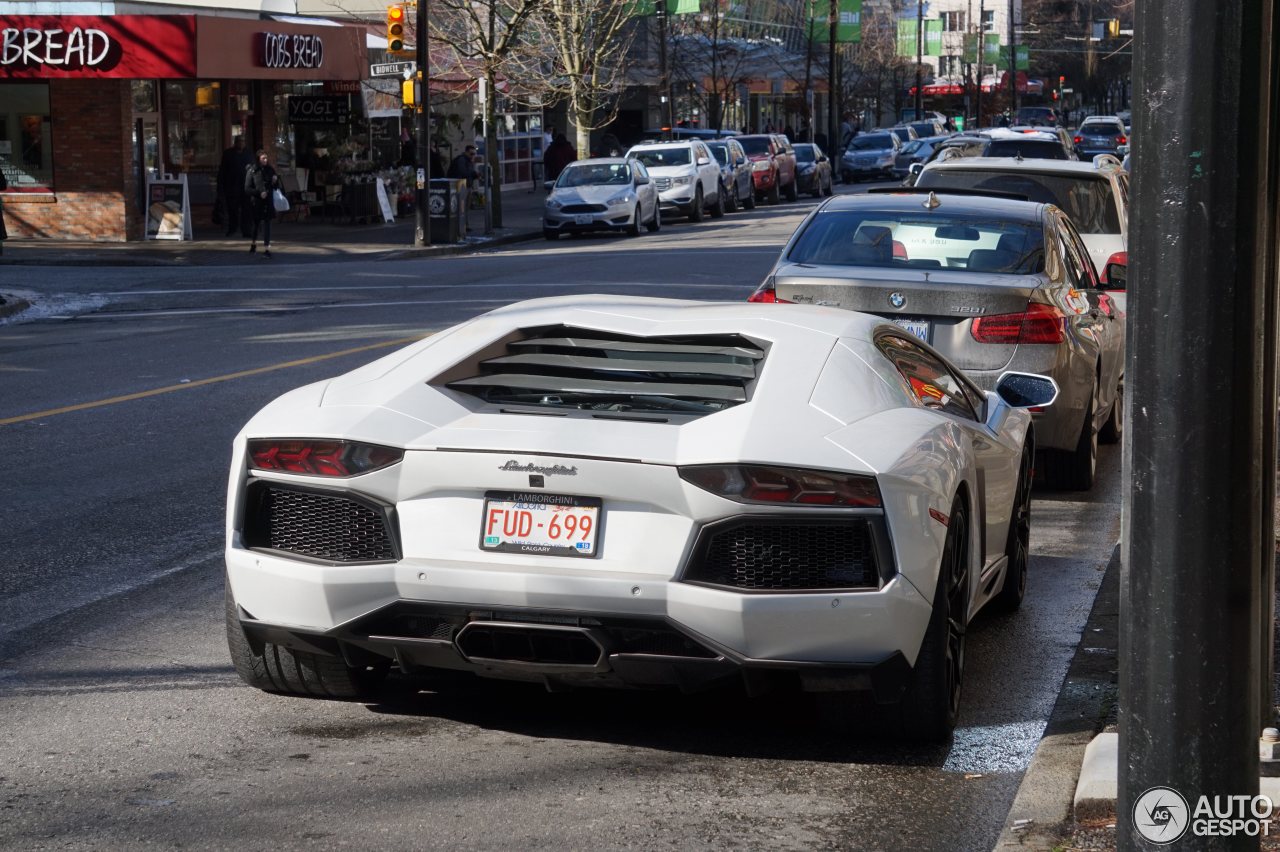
[749,190,1124,491]
[841,132,902,182]
[543,158,660,240]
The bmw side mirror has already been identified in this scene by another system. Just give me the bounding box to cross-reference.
[995,372,1060,409]
[1103,261,1128,291]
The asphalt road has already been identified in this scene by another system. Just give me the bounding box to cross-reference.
[0,189,1121,851]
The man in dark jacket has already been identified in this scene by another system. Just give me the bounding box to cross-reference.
[216,136,254,238]
[543,133,577,183]
[447,145,478,239]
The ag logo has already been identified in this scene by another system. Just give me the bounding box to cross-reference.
[888,292,907,308]
[1133,786,1189,844]
[428,194,446,215]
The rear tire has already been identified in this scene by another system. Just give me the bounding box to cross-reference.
[890,499,969,740]
[1099,380,1123,444]
[784,177,798,201]
[992,443,1033,614]
[689,187,705,222]
[1047,395,1098,491]
[767,179,780,204]
[226,584,387,699]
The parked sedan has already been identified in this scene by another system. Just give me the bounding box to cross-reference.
[543,158,660,240]
[841,132,902,182]
[707,138,757,212]
[225,295,1057,741]
[749,190,1124,491]
[793,142,834,197]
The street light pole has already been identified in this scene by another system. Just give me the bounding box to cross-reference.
[414,0,430,247]
[1006,0,1016,114]
[656,2,674,136]
[915,0,923,117]
[975,0,984,128]
[828,0,837,148]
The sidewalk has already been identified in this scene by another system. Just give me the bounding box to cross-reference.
[0,187,549,267]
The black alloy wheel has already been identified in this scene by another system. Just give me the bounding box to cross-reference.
[993,442,1033,613]
[723,180,738,212]
[1049,393,1098,491]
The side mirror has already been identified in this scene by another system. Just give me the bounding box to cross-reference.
[995,372,1060,409]
[909,163,924,177]
[544,180,555,192]
[635,174,649,185]
[697,156,711,166]
[1103,261,1128,291]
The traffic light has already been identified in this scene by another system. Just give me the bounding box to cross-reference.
[401,77,415,107]
[1107,18,1121,38]
[386,5,406,54]
[1059,75,1066,86]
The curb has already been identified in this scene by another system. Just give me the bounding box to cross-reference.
[0,229,543,268]
[993,544,1121,850]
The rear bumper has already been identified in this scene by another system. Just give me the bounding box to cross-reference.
[226,546,934,691]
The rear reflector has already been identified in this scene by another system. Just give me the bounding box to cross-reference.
[248,439,403,477]
[680,464,881,508]
[970,302,1066,345]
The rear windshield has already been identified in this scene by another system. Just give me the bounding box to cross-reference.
[787,210,1045,274]
[916,170,1120,234]
[984,139,1068,159]
[738,137,771,156]
[794,145,816,163]
[1017,108,1055,122]
[630,147,690,167]
[849,134,894,151]
[706,143,729,165]
[1080,121,1123,135]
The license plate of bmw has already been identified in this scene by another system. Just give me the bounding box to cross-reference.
[891,317,931,342]
[480,491,600,558]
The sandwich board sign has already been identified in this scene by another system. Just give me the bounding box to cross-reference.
[144,174,192,241]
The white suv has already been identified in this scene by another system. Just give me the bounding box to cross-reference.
[625,140,724,222]
[914,156,1129,281]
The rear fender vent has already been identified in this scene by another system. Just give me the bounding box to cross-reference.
[442,324,767,417]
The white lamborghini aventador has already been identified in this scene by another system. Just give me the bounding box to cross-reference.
[225,296,1057,739]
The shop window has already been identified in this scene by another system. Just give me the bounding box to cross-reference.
[0,84,54,193]
[162,81,223,173]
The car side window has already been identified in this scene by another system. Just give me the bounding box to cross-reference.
[1058,215,1101,288]
[876,334,979,421]
[1053,216,1091,291]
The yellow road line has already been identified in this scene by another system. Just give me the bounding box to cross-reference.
[0,334,426,427]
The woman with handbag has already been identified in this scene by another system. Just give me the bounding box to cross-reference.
[244,149,282,258]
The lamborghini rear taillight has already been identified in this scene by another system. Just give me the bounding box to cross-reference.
[680,464,881,507]
[248,439,403,477]
[970,303,1067,345]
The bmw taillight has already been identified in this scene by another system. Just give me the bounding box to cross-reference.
[680,464,881,507]
[970,303,1067,345]
[248,439,403,477]
[747,279,793,303]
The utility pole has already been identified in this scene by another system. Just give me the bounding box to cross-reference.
[1118,0,1279,847]
[915,0,923,117]
[828,0,837,147]
[656,1,674,136]
[1006,0,1015,114]
[975,0,984,128]
[414,0,430,247]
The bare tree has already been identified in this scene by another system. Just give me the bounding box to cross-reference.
[430,0,546,227]
[521,0,642,158]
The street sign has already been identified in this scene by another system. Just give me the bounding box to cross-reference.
[371,61,415,77]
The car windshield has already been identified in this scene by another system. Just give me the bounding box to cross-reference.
[629,148,691,167]
[787,209,1045,273]
[737,137,771,156]
[985,139,1069,159]
[850,134,894,151]
[916,170,1122,234]
[556,163,632,188]
[794,145,816,163]
[706,144,729,165]
[899,140,923,156]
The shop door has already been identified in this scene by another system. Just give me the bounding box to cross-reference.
[133,113,161,214]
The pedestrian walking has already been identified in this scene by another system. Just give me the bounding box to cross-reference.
[543,133,577,183]
[0,167,8,255]
[216,136,254,238]
[447,144,479,239]
[245,149,280,258]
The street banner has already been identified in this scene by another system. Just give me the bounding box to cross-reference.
[962,33,977,63]
[925,19,942,56]
[996,44,1030,70]
[896,19,915,56]
[984,33,1002,63]
[810,0,862,43]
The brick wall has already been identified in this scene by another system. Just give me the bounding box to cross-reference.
[3,79,136,242]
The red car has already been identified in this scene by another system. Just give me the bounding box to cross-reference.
[736,134,798,203]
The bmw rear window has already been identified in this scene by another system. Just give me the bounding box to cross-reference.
[787,210,1045,273]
